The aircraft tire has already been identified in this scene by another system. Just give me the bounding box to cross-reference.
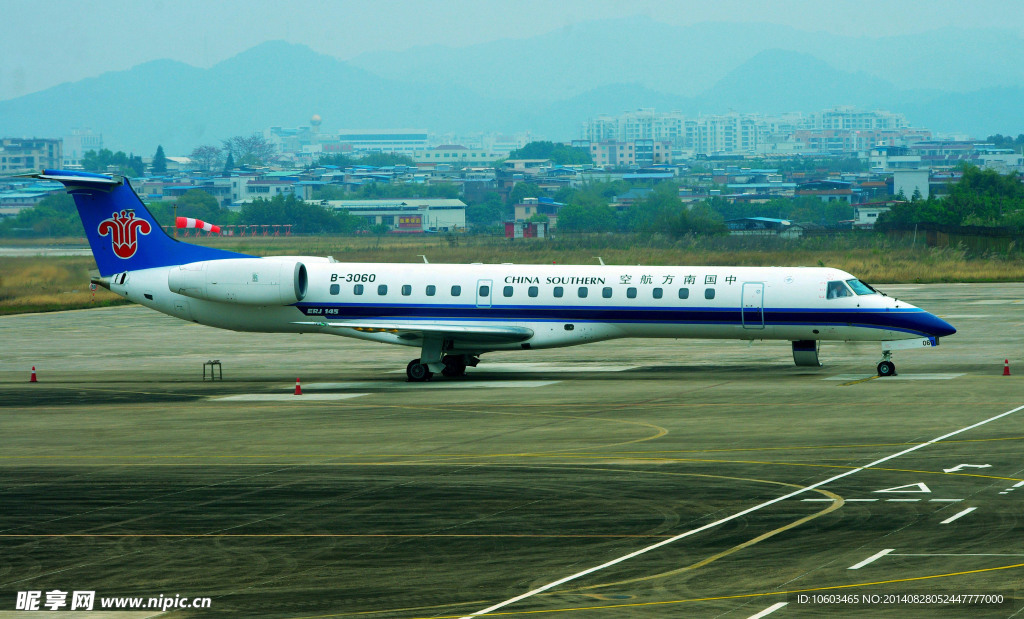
[407,359,432,382]
[441,355,467,377]
[877,360,896,377]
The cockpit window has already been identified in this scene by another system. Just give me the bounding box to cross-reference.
[846,278,876,295]
[826,280,853,299]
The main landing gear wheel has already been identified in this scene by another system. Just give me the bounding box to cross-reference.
[441,355,467,378]
[877,360,896,377]
[406,359,433,382]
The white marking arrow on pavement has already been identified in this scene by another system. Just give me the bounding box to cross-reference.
[875,482,931,493]
[943,464,992,473]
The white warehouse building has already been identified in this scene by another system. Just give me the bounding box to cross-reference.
[323,199,466,232]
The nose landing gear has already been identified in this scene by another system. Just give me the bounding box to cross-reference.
[876,349,898,377]
[877,337,938,377]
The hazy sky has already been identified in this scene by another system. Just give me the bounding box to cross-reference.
[3,0,1021,101]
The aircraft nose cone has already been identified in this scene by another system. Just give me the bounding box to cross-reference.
[923,312,957,338]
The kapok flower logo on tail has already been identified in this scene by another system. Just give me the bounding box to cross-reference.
[97,210,152,259]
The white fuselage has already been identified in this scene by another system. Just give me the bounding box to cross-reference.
[110,260,940,354]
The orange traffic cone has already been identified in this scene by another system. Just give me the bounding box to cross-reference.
[1004,359,1011,376]
[29,366,37,383]
[294,377,303,395]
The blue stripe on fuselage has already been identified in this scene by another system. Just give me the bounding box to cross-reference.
[293,302,948,337]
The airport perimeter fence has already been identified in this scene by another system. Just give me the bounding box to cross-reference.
[885,225,1024,256]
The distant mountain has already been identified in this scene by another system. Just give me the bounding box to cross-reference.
[815,27,1024,94]
[3,28,1024,155]
[0,41,520,154]
[508,83,689,137]
[350,17,734,101]
[351,17,1024,100]
[0,58,206,154]
[900,86,1024,136]
[692,49,901,113]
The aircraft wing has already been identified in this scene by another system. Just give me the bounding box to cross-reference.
[293,321,534,344]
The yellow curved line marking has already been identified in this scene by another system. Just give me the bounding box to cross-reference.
[0,404,670,460]
[279,469,847,619]
[10,385,182,397]
[2,455,1022,486]
[440,401,1024,409]
[562,477,844,591]
[841,375,879,386]
[511,455,1024,483]
[541,434,1024,456]
[391,404,670,453]
[6,435,1019,461]
[0,534,680,539]
[292,562,1024,618]
[403,563,1024,618]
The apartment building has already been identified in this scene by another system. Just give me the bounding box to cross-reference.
[582,109,686,144]
[582,139,673,167]
[581,107,925,156]
[412,145,504,164]
[810,107,908,131]
[333,129,429,154]
[0,138,62,173]
[62,129,103,167]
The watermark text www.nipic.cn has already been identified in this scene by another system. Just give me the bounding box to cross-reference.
[15,590,212,611]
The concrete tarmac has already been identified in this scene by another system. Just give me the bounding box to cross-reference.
[1,283,1023,618]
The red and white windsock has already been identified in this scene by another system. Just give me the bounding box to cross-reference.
[176,217,221,234]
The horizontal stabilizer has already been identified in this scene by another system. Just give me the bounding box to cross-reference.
[25,170,122,186]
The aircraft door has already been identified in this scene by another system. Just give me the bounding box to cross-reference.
[741,282,764,329]
[476,279,492,308]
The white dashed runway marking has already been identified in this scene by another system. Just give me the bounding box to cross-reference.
[848,548,894,570]
[801,498,965,502]
[388,363,638,374]
[212,393,369,401]
[825,373,964,381]
[748,602,788,618]
[940,507,977,524]
[303,380,561,390]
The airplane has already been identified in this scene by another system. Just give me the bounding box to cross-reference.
[28,169,956,381]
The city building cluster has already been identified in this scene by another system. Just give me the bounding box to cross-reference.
[2,106,1023,235]
[578,107,931,157]
[266,121,534,167]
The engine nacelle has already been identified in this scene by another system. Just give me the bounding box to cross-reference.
[168,258,308,305]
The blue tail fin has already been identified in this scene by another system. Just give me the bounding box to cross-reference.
[33,170,249,277]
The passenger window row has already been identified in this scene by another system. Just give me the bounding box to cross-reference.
[338,284,459,297]
[330,284,716,300]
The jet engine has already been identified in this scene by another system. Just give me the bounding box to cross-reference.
[168,258,308,305]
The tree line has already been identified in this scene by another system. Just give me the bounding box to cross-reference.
[505,141,592,165]
[467,179,856,236]
[0,192,360,237]
[147,192,359,234]
[25,138,1024,239]
[877,164,1024,230]
[985,134,1024,154]
[81,134,281,177]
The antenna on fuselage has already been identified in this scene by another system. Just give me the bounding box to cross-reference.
[417,255,429,264]
[594,257,605,266]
